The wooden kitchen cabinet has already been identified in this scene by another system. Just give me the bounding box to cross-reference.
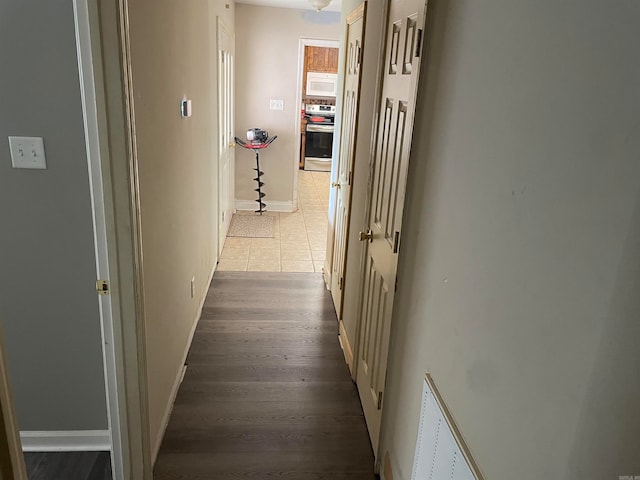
[326,48,339,72]
[306,46,339,73]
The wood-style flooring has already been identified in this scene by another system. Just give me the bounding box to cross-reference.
[24,451,111,480]
[153,272,376,479]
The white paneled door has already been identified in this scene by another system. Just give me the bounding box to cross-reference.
[330,2,367,320]
[356,0,428,454]
[218,18,235,254]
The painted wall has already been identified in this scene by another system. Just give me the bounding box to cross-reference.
[380,1,640,479]
[234,4,341,210]
[0,0,108,430]
[126,0,234,457]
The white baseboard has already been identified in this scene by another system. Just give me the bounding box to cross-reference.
[338,320,355,378]
[20,430,110,452]
[151,263,216,465]
[235,199,296,213]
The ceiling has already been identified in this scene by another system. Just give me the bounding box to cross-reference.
[236,0,342,13]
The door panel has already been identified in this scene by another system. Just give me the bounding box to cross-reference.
[359,255,392,404]
[330,4,367,319]
[356,0,427,454]
[218,18,234,254]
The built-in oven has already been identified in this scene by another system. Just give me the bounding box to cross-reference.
[304,124,334,171]
[304,104,335,172]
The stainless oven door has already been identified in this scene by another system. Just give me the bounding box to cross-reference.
[305,124,334,159]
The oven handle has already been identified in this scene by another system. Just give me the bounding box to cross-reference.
[306,124,335,133]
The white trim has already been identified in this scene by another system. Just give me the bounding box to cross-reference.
[72,1,124,479]
[235,200,296,212]
[323,258,332,287]
[0,326,28,479]
[151,264,216,464]
[217,17,236,257]
[338,320,355,376]
[21,431,111,452]
[293,37,340,213]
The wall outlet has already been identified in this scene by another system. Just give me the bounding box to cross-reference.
[190,276,195,298]
[9,136,46,169]
[181,98,192,118]
[269,99,284,111]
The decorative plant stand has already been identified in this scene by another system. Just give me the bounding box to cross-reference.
[234,136,277,215]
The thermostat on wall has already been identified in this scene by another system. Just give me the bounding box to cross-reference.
[181,98,192,118]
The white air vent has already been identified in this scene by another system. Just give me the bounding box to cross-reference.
[412,374,484,480]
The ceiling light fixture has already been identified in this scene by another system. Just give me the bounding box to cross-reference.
[308,0,332,11]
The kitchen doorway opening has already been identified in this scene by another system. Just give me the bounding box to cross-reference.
[293,38,340,213]
[218,34,341,275]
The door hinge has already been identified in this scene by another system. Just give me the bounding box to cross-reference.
[393,231,400,253]
[415,28,423,58]
[377,391,383,410]
[338,276,344,290]
[96,280,110,296]
[395,276,398,292]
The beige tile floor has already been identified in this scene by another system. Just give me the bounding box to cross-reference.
[218,170,330,273]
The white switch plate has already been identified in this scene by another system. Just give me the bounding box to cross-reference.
[9,136,46,169]
[269,99,284,111]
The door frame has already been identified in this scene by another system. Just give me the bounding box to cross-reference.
[0,324,27,480]
[0,3,151,478]
[293,38,340,211]
[76,0,153,477]
[73,0,127,476]
[216,17,235,255]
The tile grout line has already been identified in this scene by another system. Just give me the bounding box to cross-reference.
[221,171,328,273]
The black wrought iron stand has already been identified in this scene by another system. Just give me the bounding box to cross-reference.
[234,136,277,215]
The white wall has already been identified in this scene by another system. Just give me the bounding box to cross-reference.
[380,1,640,479]
[234,4,341,209]
[126,0,234,456]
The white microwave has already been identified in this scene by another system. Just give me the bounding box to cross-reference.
[306,72,338,97]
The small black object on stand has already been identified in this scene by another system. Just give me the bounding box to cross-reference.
[234,136,277,215]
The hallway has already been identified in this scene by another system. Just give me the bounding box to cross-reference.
[153,272,376,479]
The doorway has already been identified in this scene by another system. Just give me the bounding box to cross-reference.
[294,38,340,212]
[216,35,339,273]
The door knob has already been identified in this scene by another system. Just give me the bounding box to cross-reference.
[359,229,373,242]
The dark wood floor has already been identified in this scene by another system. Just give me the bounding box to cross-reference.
[154,272,376,480]
[24,452,111,480]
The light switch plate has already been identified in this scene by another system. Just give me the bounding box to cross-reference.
[269,99,284,111]
[9,136,46,169]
